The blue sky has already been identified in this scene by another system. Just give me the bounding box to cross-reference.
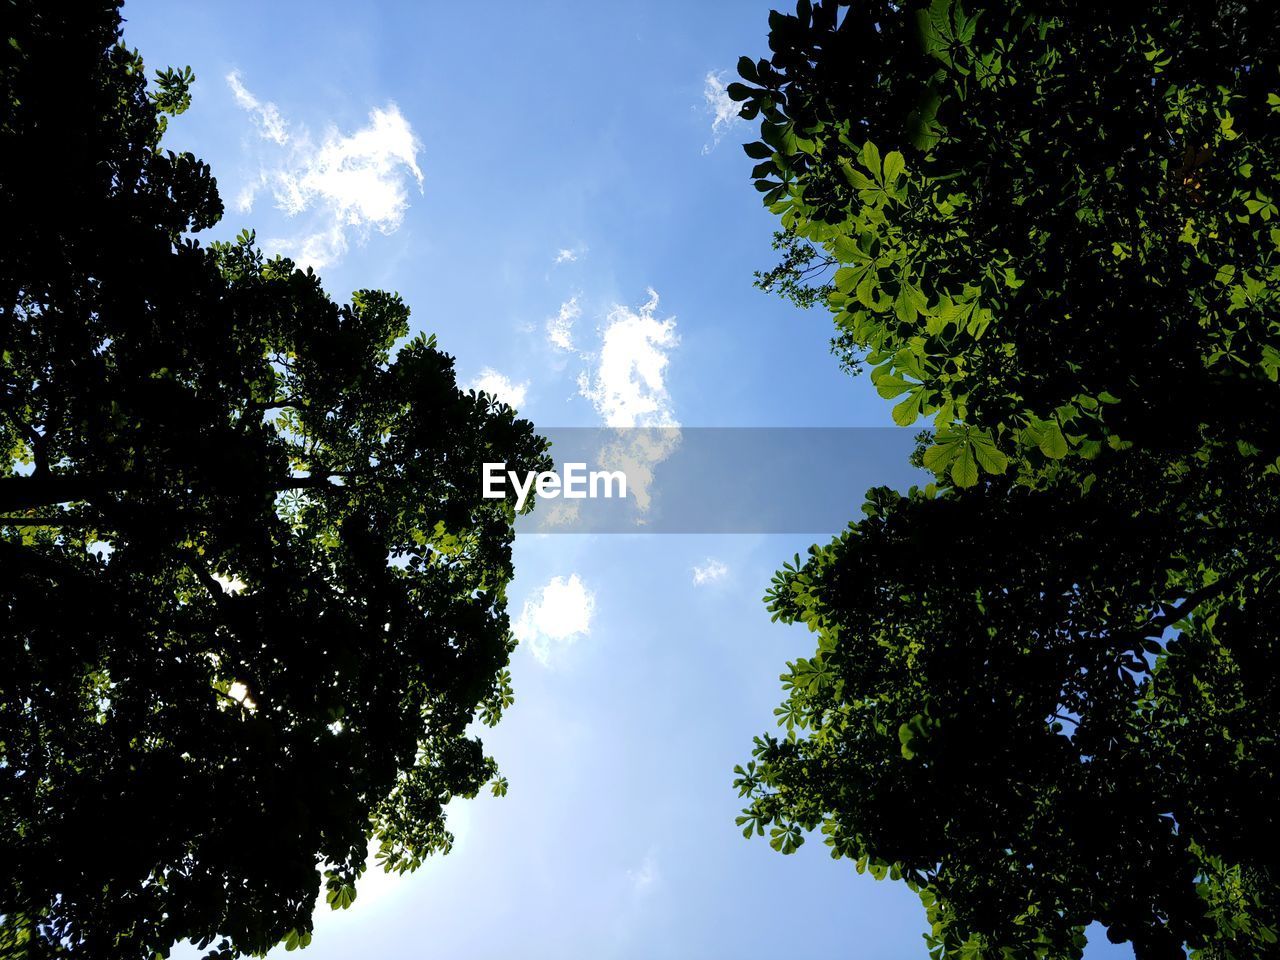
[119,2,1133,956]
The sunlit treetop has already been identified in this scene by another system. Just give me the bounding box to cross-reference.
[733,3,1280,958]
[734,0,1280,489]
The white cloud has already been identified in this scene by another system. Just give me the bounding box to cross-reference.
[595,428,679,515]
[232,175,265,214]
[226,72,424,269]
[227,70,289,145]
[577,290,681,515]
[553,244,587,266]
[691,558,729,586]
[514,574,596,666]
[627,851,659,894]
[464,368,528,409]
[702,70,744,153]
[577,289,678,428]
[537,499,583,528]
[273,107,422,222]
[546,297,581,352]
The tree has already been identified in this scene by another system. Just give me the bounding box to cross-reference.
[730,2,1280,958]
[0,4,547,957]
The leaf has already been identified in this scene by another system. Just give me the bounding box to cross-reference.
[769,823,804,854]
[283,929,312,951]
[840,158,876,190]
[898,721,918,759]
[923,442,960,473]
[970,435,1008,474]
[871,364,915,399]
[966,306,992,339]
[951,445,979,487]
[1037,421,1068,459]
[325,882,357,911]
[903,280,930,317]
[861,141,883,179]
[830,235,868,263]
[833,265,862,291]
[892,390,923,426]
[883,150,905,187]
[895,286,918,323]
[898,714,932,759]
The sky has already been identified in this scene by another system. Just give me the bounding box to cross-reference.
[117,2,1134,957]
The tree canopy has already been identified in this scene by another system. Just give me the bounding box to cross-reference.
[1,3,546,957]
[731,2,1280,958]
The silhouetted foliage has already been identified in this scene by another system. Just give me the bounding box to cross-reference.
[753,229,835,313]
[733,2,1280,958]
[1,3,547,957]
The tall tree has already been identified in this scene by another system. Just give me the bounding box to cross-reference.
[730,3,1280,958]
[1,4,547,957]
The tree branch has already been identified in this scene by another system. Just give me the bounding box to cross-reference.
[242,395,305,417]
[0,471,352,513]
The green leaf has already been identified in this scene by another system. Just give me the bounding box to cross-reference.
[923,442,959,473]
[769,824,804,855]
[830,235,868,263]
[903,280,930,317]
[840,158,876,190]
[1037,421,1068,459]
[325,882,357,911]
[895,286,918,323]
[861,141,883,180]
[898,721,917,759]
[898,714,933,759]
[883,150,905,187]
[970,435,1008,474]
[951,445,979,487]
[892,390,923,426]
[283,929,312,951]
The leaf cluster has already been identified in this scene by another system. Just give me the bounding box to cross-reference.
[734,3,1280,958]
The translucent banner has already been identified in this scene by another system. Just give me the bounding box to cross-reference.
[496,427,926,534]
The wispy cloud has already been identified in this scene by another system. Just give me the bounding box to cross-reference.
[691,558,728,586]
[578,289,679,429]
[702,71,744,154]
[226,70,288,145]
[554,245,586,265]
[514,574,596,666]
[537,499,583,528]
[627,851,659,895]
[464,368,528,409]
[546,297,581,352]
[226,72,424,269]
